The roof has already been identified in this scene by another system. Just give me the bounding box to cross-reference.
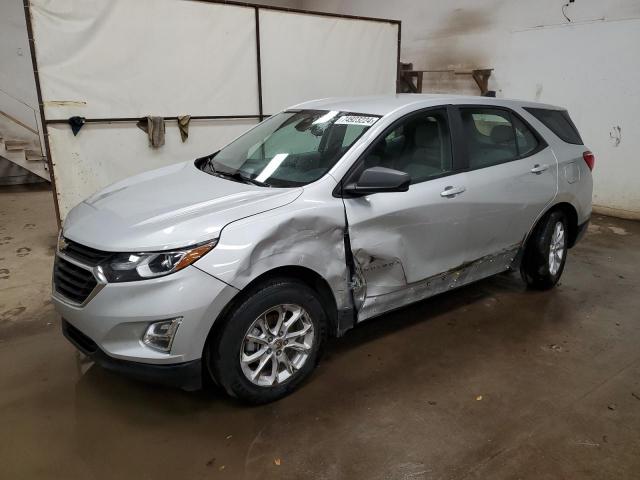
[290,94,564,116]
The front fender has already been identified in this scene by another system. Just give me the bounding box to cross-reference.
[194,195,349,311]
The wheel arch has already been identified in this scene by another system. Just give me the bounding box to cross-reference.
[543,201,580,248]
[515,201,580,272]
[204,265,340,357]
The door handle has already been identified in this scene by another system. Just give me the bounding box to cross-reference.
[440,186,466,197]
[530,164,548,174]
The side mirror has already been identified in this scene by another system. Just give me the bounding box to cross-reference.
[343,166,410,196]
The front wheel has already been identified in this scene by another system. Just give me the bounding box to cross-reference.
[521,210,568,290]
[206,278,327,404]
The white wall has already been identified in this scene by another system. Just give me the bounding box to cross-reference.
[303,0,640,218]
[0,0,43,149]
[0,0,38,115]
[0,0,300,155]
[0,0,299,119]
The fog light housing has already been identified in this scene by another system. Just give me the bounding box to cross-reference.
[142,318,182,352]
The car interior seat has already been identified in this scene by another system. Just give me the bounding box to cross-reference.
[395,120,444,181]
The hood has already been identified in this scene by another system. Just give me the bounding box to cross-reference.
[63,161,302,251]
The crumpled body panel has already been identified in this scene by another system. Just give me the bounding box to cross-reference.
[352,247,407,297]
[343,172,471,319]
[358,244,520,320]
[194,176,351,313]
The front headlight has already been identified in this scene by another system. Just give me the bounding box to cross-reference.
[101,240,217,282]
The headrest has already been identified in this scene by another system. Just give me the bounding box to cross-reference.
[415,122,439,147]
[490,124,514,144]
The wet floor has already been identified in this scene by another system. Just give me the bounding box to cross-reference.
[1,186,640,479]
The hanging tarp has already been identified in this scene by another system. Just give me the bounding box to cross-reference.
[259,9,399,114]
[27,0,400,219]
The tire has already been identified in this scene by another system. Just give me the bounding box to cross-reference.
[206,278,327,404]
[521,210,568,290]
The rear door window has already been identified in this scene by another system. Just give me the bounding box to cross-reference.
[524,107,583,145]
[460,108,543,170]
[460,109,518,169]
[513,115,539,156]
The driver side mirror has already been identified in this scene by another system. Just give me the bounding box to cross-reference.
[342,166,411,196]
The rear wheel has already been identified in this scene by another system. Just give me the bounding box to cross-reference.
[521,210,568,290]
[206,278,326,404]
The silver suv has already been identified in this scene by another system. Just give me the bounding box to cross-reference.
[53,95,593,403]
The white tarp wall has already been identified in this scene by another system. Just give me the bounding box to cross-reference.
[259,9,398,113]
[28,0,399,219]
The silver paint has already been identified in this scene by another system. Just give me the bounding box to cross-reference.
[54,94,593,366]
[344,172,470,301]
[358,244,520,321]
[194,175,350,312]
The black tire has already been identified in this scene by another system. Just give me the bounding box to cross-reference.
[521,210,568,290]
[205,278,327,404]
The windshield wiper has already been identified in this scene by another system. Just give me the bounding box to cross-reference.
[203,156,266,187]
[203,155,217,174]
[213,169,267,187]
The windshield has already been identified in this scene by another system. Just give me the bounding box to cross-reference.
[199,110,379,187]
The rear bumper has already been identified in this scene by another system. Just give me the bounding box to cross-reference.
[571,217,590,247]
[63,319,202,390]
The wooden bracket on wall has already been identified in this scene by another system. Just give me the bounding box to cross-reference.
[399,63,494,96]
[398,63,423,93]
[470,69,493,96]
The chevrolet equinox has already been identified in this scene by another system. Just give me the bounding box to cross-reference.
[53,95,593,403]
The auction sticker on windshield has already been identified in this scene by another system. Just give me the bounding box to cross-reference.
[335,115,379,126]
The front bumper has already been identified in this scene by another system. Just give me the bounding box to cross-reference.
[63,320,202,390]
[53,263,239,386]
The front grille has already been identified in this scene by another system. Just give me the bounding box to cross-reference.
[62,238,112,266]
[62,320,98,354]
[53,256,98,304]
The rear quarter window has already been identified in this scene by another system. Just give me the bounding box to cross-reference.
[524,107,583,145]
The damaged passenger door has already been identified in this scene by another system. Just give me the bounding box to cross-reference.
[340,107,469,320]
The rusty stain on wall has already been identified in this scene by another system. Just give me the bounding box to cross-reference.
[415,7,496,94]
[421,7,495,40]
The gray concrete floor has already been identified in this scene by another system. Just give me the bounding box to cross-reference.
[1,185,640,480]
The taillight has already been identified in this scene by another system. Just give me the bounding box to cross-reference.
[583,150,595,171]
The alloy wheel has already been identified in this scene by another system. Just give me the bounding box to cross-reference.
[240,304,314,387]
[548,221,565,275]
